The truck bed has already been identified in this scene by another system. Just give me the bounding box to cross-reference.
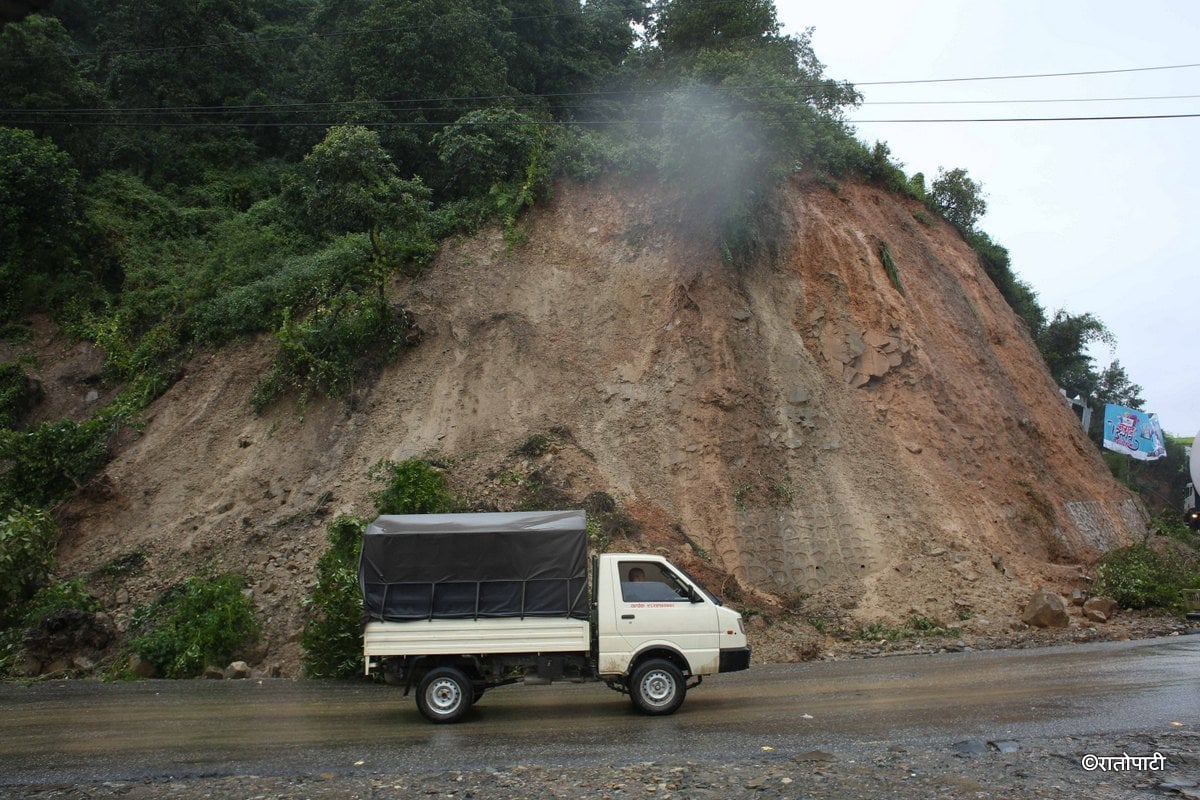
[364,617,591,657]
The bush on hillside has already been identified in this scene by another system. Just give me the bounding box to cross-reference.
[129,573,259,678]
[0,504,57,626]
[1092,542,1198,612]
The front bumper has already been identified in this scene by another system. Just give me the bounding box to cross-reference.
[719,646,752,673]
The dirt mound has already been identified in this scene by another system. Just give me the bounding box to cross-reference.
[46,176,1143,674]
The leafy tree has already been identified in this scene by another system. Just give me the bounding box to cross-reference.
[652,0,780,55]
[0,504,57,625]
[300,515,367,678]
[434,108,543,197]
[95,0,262,110]
[1094,360,1144,409]
[0,127,81,276]
[280,124,434,264]
[929,167,987,232]
[1036,309,1113,398]
[0,14,105,163]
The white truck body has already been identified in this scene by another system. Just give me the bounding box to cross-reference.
[358,512,749,722]
[365,617,591,657]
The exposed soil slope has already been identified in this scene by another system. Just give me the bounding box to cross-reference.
[43,176,1144,673]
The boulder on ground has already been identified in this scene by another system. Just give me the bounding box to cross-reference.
[1082,596,1119,623]
[1020,591,1070,628]
[128,653,157,678]
[225,661,252,680]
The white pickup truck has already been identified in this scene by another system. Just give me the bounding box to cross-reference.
[359,510,750,723]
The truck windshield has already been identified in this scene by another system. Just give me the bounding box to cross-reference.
[673,565,722,606]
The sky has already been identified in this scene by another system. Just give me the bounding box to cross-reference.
[772,1,1199,438]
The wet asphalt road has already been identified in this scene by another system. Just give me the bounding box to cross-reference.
[1,636,1196,786]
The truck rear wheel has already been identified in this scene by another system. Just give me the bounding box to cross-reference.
[629,659,686,716]
[416,667,474,724]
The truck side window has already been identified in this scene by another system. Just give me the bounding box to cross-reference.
[620,562,689,602]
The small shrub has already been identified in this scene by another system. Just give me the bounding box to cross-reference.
[516,433,551,457]
[129,573,259,678]
[0,415,117,508]
[856,622,905,642]
[905,615,961,638]
[24,578,100,625]
[301,515,367,679]
[1093,543,1196,612]
[880,244,904,295]
[0,504,57,625]
[0,359,43,428]
[251,296,416,412]
[367,459,455,516]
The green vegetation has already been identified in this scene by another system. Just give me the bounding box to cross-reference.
[300,515,369,679]
[1093,540,1198,613]
[129,573,260,678]
[0,504,57,626]
[23,578,101,625]
[855,615,962,642]
[0,358,42,428]
[879,244,904,295]
[367,459,456,516]
[302,460,457,678]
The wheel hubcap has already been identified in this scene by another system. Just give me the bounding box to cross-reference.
[641,670,675,705]
[428,678,462,713]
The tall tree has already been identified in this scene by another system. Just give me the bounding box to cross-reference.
[1036,309,1113,398]
[930,167,987,233]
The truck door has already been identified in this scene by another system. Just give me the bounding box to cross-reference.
[613,559,721,674]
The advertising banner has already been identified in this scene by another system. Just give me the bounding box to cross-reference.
[1102,404,1167,461]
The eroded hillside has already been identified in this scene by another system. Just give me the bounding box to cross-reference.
[46,177,1143,673]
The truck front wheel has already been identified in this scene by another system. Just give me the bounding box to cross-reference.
[629,659,686,716]
[416,667,474,724]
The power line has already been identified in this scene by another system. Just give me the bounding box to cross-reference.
[7,86,1200,118]
[855,62,1200,86]
[862,93,1200,106]
[5,112,1200,129]
[850,113,1200,123]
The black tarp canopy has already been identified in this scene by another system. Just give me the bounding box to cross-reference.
[359,510,589,622]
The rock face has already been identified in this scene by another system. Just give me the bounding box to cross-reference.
[1021,591,1071,629]
[46,177,1145,671]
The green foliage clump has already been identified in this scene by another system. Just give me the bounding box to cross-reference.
[367,459,455,516]
[129,573,259,678]
[250,291,416,412]
[0,415,117,509]
[0,358,43,428]
[300,515,367,679]
[928,167,987,233]
[23,578,100,625]
[1093,542,1197,612]
[0,504,57,625]
[0,126,84,320]
[879,244,904,295]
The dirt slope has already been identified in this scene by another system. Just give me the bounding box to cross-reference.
[48,176,1144,673]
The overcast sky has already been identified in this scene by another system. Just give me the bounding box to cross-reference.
[773,1,1199,438]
